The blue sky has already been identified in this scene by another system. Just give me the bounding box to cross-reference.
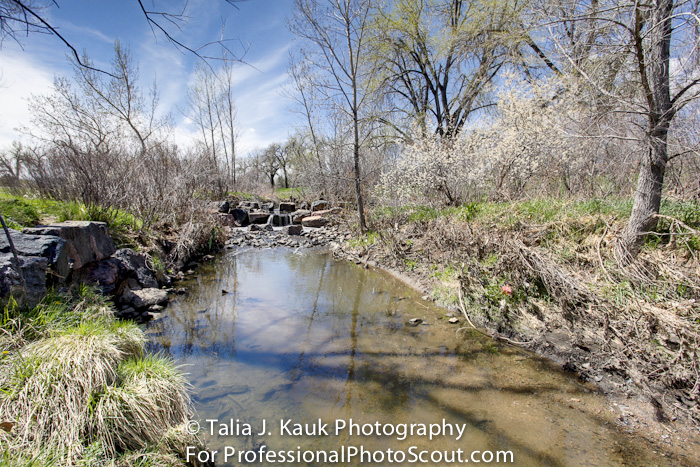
[0,0,300,154]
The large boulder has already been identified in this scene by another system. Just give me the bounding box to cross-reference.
[302,216,328,228]
[248,212,270,225]
[77,257,125,295]
[311,200,329,212]
[291,210,312,225]
[230,208,249,226]
[0,253,48,308]
[0,229,68,280]
[218,201,230,213]
[120,287,168,310]
[279,202,296,212]
[25,221,115,272]
[112,248,159,289]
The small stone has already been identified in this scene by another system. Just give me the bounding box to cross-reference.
[448,317,460,324]
[422,295,430,301]
[408,318,423,326]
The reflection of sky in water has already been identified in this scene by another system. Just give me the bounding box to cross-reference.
[146,249,672,467]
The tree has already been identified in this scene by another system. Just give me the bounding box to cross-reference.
[186,62,240,195]
[258,144,281,189]
[277,141,294,189]
[0,141,28,182]
[291,0,375,232]
[372,0,523,140]
[533,0,700,261]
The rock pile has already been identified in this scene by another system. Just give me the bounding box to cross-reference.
[0,221,169,323]
[226,225,351,249]
[215,198,335,230]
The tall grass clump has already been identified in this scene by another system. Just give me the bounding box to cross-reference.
[0,290,207,466]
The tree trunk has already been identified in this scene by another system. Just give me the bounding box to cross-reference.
[617,138,667,262]
[353,105,367,233]
[617,0,673,264]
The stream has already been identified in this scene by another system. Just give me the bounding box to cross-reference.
[146,248,675,466]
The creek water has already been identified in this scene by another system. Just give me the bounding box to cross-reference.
[146,248,674,466]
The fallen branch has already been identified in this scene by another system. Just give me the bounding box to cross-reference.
[456,287,532,347]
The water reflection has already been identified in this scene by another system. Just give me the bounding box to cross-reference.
[147,249,679,466]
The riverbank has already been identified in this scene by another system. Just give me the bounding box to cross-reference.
[323,197,700,460]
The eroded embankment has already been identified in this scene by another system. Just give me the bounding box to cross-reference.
[327,209,699,453]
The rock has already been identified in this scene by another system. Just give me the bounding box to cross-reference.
[302,216,328,228]
[230,208,249,226]
[448,317,460,324]
[249,224,263,232]
[77,257,125,295]
[120,287,169,309]
[262,223,274,231]
[279,202,296,212]
[311,200,329,212]
[292,210,312,224]
[261,202,276,212]
[248,212,270,224]
[218,201,230,213]
[24,221,115,272]
[1,228,69,281]
[408,318,423,326]
[149,304,165,313]
[330,207,343,214]
[270,214,292,226]
[0,254,47,307]
[113,249,159,289]
[286,225,303,236]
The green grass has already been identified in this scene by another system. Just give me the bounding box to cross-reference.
[228,191,254,200]
[0,191,143,247]
[0,289,204,465]
[0,198,41,230]
[275,187,305,199]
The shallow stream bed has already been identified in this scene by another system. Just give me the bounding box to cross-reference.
[146,248,684,466]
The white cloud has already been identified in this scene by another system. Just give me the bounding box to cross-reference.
[0,51,55,147]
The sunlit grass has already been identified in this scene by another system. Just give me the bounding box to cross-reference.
[0,289,202,465]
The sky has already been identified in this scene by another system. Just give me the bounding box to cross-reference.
[0,0,301,155]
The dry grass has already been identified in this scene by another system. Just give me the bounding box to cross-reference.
[355,202,700,424]
[0,290,207,466]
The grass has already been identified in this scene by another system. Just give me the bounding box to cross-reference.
[275,187,306,200]
[0,191,143,248]
[0,288,205,466]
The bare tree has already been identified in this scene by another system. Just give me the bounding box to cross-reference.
[291,0,376,232]
[372,0,523,140]
[534,0,700,261]
[288,53,327,193]
[0,141,28,183]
